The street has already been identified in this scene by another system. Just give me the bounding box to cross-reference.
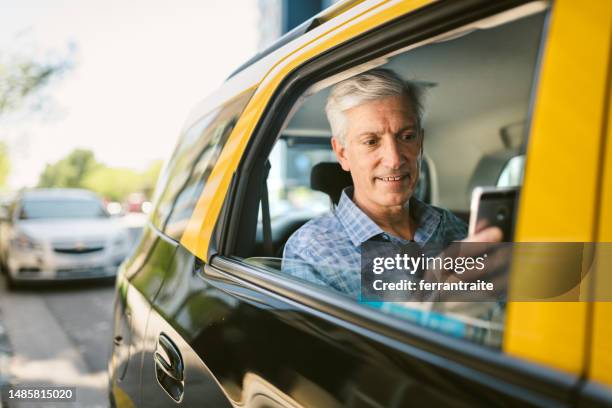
[0,277,115,407]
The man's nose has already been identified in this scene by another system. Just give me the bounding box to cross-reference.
[380,139,405,169]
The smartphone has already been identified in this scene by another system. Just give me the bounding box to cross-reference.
[468,186,518,240]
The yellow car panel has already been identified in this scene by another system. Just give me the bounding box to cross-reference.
[589,57,612,386]
[504,0,612,374]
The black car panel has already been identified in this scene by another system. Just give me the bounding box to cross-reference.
[110,223,180,407]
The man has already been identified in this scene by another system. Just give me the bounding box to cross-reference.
[283,68,501,297]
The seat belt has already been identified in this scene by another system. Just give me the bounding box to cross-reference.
[261,160,273,256]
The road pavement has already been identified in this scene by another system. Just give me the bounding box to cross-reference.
[0,277,115,408]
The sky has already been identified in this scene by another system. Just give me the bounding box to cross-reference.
[0,0,261,188]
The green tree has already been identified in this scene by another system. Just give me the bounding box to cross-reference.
[82,167,142,202]
[141,160,163,197]
[0,141,9,189]
[0,47,73,190]
[83,161,164,201]
[38,149,100,188]
[37,149,164,201]
[0,51,72,115]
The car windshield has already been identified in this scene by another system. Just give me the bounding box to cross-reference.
[20,199,108,220]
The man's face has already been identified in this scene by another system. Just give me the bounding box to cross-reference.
[332,95,422,211]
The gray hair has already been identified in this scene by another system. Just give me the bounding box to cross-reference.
[325,68,424,146]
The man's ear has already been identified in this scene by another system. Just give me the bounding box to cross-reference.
[331,136,350,171]
[419,128,425,156]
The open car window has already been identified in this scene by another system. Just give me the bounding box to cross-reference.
[229,7,547,349]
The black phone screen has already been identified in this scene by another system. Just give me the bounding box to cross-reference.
[469,187,518,241]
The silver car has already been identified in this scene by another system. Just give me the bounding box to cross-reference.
[0,189,130,286]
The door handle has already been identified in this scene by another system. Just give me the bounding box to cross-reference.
[154,333,184,402]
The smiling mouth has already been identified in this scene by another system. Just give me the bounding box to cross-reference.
[375,174,409,182]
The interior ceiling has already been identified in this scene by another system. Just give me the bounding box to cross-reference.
[284,12,543,139]
[282,11,545,210]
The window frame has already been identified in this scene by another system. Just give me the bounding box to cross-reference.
[204,0,579,403]
[150,89,255,242]
[218,0,548,258]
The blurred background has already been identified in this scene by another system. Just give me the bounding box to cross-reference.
[0,1,337,406]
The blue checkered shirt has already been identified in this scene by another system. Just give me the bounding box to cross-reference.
[282,187,467,298]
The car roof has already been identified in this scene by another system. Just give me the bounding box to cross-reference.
[227,0,367,80]
[20,188,101,201]
[226,17,321,81]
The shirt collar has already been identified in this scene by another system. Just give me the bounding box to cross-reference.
[410,194,441,243]
[335,186,441,246]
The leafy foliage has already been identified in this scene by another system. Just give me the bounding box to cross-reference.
[38,149,99,188]
[0,53,72,115]
[82,167,142,202]
[38,148,163,201]
[0,46,74,188]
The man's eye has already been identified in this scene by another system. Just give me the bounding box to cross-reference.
[399,133,416,141]
[364,138,378,146]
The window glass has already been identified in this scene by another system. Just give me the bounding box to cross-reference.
[266,137,336,217]
[151,90,254,240]
[497,155,525,187]
[20,198,107,219]
[233,9,547,348]
[253,136,336,255]
[254,135,335,257]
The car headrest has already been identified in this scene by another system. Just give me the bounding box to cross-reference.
[311,162,353,205]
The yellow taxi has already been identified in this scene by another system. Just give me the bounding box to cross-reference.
[109,1,612,406]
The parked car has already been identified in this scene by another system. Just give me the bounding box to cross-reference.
[109,0,612,407]
[0,189,130,287]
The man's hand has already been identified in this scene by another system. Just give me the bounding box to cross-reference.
[418,226,507,302]
[463,226,503,243]
[440,226,508,299]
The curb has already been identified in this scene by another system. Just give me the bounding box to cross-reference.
[0,315,13,408]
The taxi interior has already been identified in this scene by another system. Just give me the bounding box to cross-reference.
[249,10,543,258]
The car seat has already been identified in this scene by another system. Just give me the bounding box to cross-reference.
[310,162,353,206]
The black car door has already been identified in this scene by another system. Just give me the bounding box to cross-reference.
[140,245,234,407]
[110,225,179,407]
[138,241,583,407]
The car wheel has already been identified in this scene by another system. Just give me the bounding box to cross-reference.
[4,263,18,290]
[5,272,17,290]
[0,255,7,276]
